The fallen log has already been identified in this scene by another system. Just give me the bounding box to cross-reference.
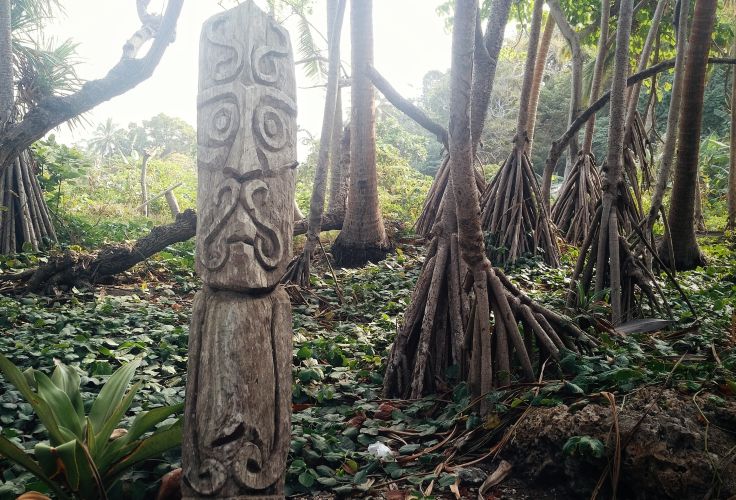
[1,210,345,292]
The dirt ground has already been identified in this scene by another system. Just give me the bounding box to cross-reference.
[498,387,736,499]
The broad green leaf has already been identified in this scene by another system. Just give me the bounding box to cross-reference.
[51,362,84,420]
[104,418,182,484]
[92,382,141,459]
[0,436,71,500]
[123,402,183,443]
[35,372,84,441]
[0,353,67,445]
[88,359,141,434]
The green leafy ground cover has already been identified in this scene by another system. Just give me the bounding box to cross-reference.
[0,237,734,498]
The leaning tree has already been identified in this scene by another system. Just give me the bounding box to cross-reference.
[0,0,183,254]
[384,0,591,415]
[478,0,559,267]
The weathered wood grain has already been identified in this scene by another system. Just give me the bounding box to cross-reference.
[184,2,295,497]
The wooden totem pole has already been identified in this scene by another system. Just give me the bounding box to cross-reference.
[183,2,296,498]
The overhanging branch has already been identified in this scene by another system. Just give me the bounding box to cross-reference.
[0,0,184,174]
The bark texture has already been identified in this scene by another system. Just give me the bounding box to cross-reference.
[663,0,716,270]
[332,0,390,267]
[527,14,555,155]
[548,0,583,175]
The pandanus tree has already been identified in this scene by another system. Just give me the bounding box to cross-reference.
[0,0,184,254]
[331,0,391,267]
[566,0,670,325]
[384,0,591,414]
[662,0,718,270]
[478,0,560,266]
[283,0,346,285]
[551,0,609,244]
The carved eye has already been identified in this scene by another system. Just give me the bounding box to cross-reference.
[197,89,240,169]
[254,105,288,152]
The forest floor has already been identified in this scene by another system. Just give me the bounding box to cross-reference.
[0,235,735,499]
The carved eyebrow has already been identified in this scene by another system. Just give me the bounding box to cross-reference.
[223,161,299,184]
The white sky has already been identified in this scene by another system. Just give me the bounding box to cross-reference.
[46,0,453,157]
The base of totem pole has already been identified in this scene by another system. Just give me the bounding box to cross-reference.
[182,287,292,499]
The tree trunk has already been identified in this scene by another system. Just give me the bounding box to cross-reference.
[165,189,180,217]
[140,151,151,217]
[550,0,608,244]
[582,0,611,154]
[527,14,555,155]
[663,0,716,270]
[416,0,512,238]
[548,0,583,178]
[478,0,559,266]
[728,38,736,229]
[599,0,634,324]
[327,0,346,218]
[20,209,197,292]
[326,88,345,215]
[332,0,390,267]
[283,0,346,285]
[0,0,12,129]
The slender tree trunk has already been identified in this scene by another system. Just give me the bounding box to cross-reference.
[644,0,691,234]
[0,0,12,130]
[326,88,345,215]
[140,151,150,217]
[283,0,346,285]
[527,14,555,155]
[582,0,611,154]
[327,0,346,218]
[664,0,716,270]
[449,0,496,413]
[471,0,514,152]
[599,0,634,324]
[624,0,667,132]
[332,0,390,267]
[548,0,583,177]
[728,38,736,229]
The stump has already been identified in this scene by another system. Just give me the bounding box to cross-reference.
[182,3,296,498]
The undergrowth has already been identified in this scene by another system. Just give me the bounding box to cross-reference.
[0,237,733,498]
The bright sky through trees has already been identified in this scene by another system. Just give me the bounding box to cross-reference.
[46,0,453,159]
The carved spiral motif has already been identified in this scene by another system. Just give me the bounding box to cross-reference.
[197,91,240,170]
[184,458,228,495]
[200,178,283,272]
[253,105,289,152]
[205,17,244,85]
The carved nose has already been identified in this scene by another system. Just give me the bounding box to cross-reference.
[225,204,257,245]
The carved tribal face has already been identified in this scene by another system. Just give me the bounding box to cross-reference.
[196,3,297,291]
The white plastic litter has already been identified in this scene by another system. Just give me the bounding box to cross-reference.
[367,442,393,460]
